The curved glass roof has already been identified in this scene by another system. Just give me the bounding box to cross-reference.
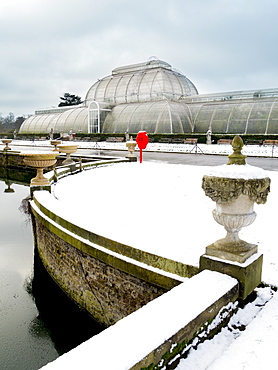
[21,107,89,134]
[191,98,278,134]
[85,59,198,105]
[21,113,61,134]
[102,100,193,134]
[20,97,278,135]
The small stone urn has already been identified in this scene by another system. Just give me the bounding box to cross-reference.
[202,136,271,263]
[20,152,58,186]
[50,140,62,151]
[57,144,78,165]
[2,139,12,150]
[126,136,137,161]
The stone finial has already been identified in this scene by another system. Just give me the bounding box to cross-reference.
[227,135,246,165]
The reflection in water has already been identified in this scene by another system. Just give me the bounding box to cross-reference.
[4,180,14,193]
[0,178,104,370]
[31,250,104,355]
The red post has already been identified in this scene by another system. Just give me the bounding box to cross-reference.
[136,131,148,163]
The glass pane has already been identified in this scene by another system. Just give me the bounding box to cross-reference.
[94,78,110,102]
[267,102,278,134]
[171,103,192,133]
[227,103,252,134]
[114,75,129,104]
[211,105,231,133]
[245,101,270,134]
[194,105,215,133]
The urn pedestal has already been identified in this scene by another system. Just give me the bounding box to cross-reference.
[125,137,137,161]
[205,193,258,263]
[20,152,58,186]
[57,144,78,165]
[50,140,61,151]
[200,136,271,299]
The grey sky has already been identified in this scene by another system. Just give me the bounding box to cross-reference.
[1,0,278,117]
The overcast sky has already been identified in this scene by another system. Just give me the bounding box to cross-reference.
[1,0,278,117]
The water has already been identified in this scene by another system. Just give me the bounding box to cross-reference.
[0,179,104,370]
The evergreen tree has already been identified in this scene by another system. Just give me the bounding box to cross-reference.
[58,93,83,107]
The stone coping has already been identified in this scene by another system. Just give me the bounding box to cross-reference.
[41,270,239,370]
[31,192,198,290]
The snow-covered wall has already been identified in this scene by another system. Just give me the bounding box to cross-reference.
[30,190,196,326]
[41,270,239,369]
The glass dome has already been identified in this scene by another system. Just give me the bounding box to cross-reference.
[85,59,198,105]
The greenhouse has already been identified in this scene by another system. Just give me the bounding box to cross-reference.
[184,90,278,135]
[19,58,278,135]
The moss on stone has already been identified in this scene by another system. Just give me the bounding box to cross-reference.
[32,194,199,281]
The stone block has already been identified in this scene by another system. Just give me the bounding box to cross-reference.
[199,253,263,300]
[30,185,51,198]
[126,155,137,162]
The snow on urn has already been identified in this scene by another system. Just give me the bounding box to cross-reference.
[50,140,61,152]
[125,136,137,161]
[57,144,78,165]
[202,136,270,263]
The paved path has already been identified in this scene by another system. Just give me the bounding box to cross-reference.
[10,142,278,171]
[87,149,278,171]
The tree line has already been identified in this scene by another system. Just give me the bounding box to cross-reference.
[0,113,26,133]
[0,93,83,133]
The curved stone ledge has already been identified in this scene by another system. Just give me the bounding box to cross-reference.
[31,199,184,290]
[32,192,198,279]
[30,190,199,326]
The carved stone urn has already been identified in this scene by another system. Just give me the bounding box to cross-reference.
[125,136,137,161]
[50,140,61,151]
[20,152,58,186]
[202,136,271,263]
[2,139,12,150]
[57,144,78,165]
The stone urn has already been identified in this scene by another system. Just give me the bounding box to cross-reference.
[50,140,61,151]
[202,136,271,263]
[57,144,78,165]
[2,139,12,150]
[20,152,58,186]
[125,136,137,161]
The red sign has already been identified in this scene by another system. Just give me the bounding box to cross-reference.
[136,131,148,162]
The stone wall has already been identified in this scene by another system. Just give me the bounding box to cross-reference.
[32,215,175,327]
[0,150,29,168]
[41,270,239,370]
[27,153,200,328]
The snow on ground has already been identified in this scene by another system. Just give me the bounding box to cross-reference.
[12,139,277,369]
[52,161,277,284]
[49,159,278,369]
[177,286,277,370]
[9,139,278,157]
[52,162,214,267]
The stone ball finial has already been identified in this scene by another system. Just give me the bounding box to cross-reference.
[227,135,246,165]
